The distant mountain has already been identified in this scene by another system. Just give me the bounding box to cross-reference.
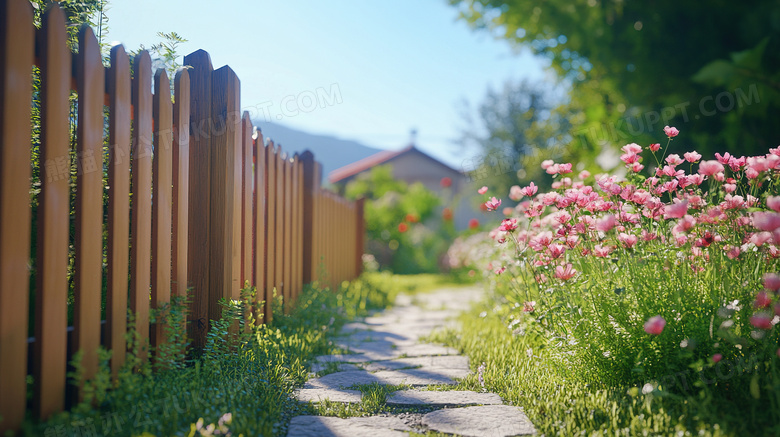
[253,121,384,181]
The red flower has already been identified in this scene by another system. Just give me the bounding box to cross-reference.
[405,213,419,223]
[644,315,666,335]
[440,177,452,188]
[442,208,453,221]
[468,218,480,229]
[750,314,773,330]
[398,223,408,233]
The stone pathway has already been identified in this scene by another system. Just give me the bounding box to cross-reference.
[288,286,536,437]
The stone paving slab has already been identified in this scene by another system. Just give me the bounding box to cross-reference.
[304,369,457,389]
[387,390,503,406]
[309,362,361,374]
[362,355,470,372]
[422,405,536,436]
[287,415,412,437]
[295,387,362,404]
[393,343,459,357]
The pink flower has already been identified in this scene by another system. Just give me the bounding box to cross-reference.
[622,143,643,155]
[541,159,554,170]
[715,152,732,165]
[478,186,489,195]
[485,197,502,211]
[523,301,535,312]
[595,214,617,232]
[649,143,661,152]
[665,154,684,166]
[630,162,645,172]
[554,263,577,281]
[764,273,780,292]
[548,243,566,259]
[521,182,538,197]
[499,218,518,232]
[664,201,689,219]
[684,151,702,163]
[755,291,772,309]
[767,196,780,213]
[578,170,591,180]
[618,232,638,249]
[663,126,679,138]
[494,266,506,275]
[698,160,725,176]
[753,212,780,232]
[593,244,613,257]
[750,314,773,330]
[509,185,523,201]
[644,315,666,335]
[712,354,723,363]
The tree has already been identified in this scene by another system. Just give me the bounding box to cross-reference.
[458,79,571,196]
[449,0,780,159]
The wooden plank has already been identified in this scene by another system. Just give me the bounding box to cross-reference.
[275,148,285,305]
[130,51,153,364]
[253,131,266,322]
[32,6,70,420]
[300,151,315,284]
[292,155,301,302]
[151,69,173,350]
[183,50,212,348]
[105,42,131,381]
[172,68,190,298]
[264,140,276,323]
[208,66,240,323]
[355,198,365,278]
[0,0,34,430]
[283,157,293,309]
[72,25,105,398]
[241,113,252,289]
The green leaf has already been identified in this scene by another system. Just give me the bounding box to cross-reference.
[730,38,769,70]
[691,60,735,86]
[750,373,760,399]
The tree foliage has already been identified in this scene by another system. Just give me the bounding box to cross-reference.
[450,0,780,160]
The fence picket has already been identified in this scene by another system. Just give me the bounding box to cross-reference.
[253,131,267,322]
[105,43,131,380]
[264,140,276,323]
[172,68,191,298]
[72,25,105,397]
[130,51,153,364]
[283,157,293,307]
[0,0,34,430]
[241,113,253,289]
[152,69,173,350]
[183,50,213,348]
[32,6,71,420]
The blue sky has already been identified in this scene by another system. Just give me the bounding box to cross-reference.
[107,0,550,168]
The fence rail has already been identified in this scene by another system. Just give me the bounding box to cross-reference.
[0,0,365,432]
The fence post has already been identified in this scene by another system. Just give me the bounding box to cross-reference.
[184,49,213,348]
[0,0,33,430]
[209,65,241,323]
[301,151,316,284]
[355,197,365,278]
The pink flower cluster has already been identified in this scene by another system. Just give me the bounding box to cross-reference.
[475,130,780,338]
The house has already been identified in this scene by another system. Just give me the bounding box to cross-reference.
[328,143,483,230]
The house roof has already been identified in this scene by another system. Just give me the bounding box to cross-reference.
[328,144,462,183]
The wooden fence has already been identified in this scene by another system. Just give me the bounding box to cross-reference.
[0,0,365,432]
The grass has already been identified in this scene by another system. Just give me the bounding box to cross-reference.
[20,272,465,436]
[429,284,780,436]
[22,274,406,437]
